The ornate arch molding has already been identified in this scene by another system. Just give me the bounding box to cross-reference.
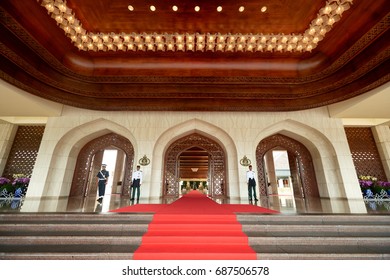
[256,133,319,198]
[69,133,134,197]
[163,133,226,198]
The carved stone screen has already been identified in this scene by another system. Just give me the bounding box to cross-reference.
[345,127,386,181]
[2,125,45,179]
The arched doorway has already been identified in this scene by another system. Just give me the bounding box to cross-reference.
[163,133,226,199]
[256,134,319,198]
[69,133,134,197]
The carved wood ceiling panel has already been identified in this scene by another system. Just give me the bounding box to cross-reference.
[0,0,389,111]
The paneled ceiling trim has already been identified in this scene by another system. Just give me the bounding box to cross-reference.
[39,0,354,53]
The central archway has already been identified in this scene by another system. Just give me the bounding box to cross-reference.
[163,133,226,199]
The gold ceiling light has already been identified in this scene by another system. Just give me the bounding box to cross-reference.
[38,0,354,53]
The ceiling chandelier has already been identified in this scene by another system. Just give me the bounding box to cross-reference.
[38,0,353,53]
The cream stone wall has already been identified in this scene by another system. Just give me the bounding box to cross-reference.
[0,123,17,175]
[372,125,390,180]
[24,105,366,211]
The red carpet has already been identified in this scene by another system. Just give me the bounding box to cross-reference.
[111,191,279,260]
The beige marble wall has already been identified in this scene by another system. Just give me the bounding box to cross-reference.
[372,125,390,181]
[26,106,364,206]
[0,123,17,175]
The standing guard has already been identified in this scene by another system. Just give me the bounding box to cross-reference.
[131,165,143,202]
[96,164,109,203]
[246,165,258,202]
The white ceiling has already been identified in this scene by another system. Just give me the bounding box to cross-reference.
[328,81,390,126]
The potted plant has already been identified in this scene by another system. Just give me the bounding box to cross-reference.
[0,177,13,198]
[378,181,390,198]
[358,175,375,198]
[12,174,30,198]
[358,175,390,199]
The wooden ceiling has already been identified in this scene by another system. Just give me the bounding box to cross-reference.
[1,0,389,111]
[179,147,209,179]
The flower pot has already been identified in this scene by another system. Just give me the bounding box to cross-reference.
[14,187,23,198]
[361,187,374,198]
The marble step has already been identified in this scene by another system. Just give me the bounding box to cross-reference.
[0,252,135,260]
[0,213,153,224]
[1,213,389,260]
[2,252,389,260]
[2,235,388,246]
[256,253,390,260]
[0,235,142,246]
[242,224,390,237]
[0,223,149,236]
[237,214,390,225]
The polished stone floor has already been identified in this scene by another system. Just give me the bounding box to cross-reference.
[1,192,390,214]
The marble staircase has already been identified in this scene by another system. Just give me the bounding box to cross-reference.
[0,213,389,260]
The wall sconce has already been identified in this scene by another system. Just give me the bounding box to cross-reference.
[138,155,150,166]
[240,155,251,166]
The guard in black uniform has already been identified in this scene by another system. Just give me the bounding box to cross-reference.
[131,165,143,202]
[96,164,109,203]
[246,165,258,202]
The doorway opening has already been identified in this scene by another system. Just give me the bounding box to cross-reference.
[179,146,209,195]
[263,149,296,209]
[163,133,226,199]
[69,133,134,199]
[256,133,319,198]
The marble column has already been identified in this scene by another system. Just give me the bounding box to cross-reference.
[264,150,278,195]
[372,125,390,181]
[0,123,17,175]
[112,150,125,194]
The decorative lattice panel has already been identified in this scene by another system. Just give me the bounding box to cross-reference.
[164,133,226,198]
[70,133,134,197]
[2,126,45,179]
[256,134,318,198]
[345,127,386,181]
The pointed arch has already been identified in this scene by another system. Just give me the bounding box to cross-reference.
[42,119,136,198]
[256,134,319,197]
[150,119,239,199]
[69,133,134,197]
[163,133,226,198]
[254,119,344,198]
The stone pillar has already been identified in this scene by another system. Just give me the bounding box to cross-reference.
[0,123,17,176]
[372,125,390,181]
[264,151,278,195]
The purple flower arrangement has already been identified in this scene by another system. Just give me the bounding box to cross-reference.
[359,175,390,197]
[0,175,30,197]
[12,177,30,187]
[0,177,11,186]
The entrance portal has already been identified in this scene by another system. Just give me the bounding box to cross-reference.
[163,133,226,199]
[69,133,134,197]
[256,134,319,198]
